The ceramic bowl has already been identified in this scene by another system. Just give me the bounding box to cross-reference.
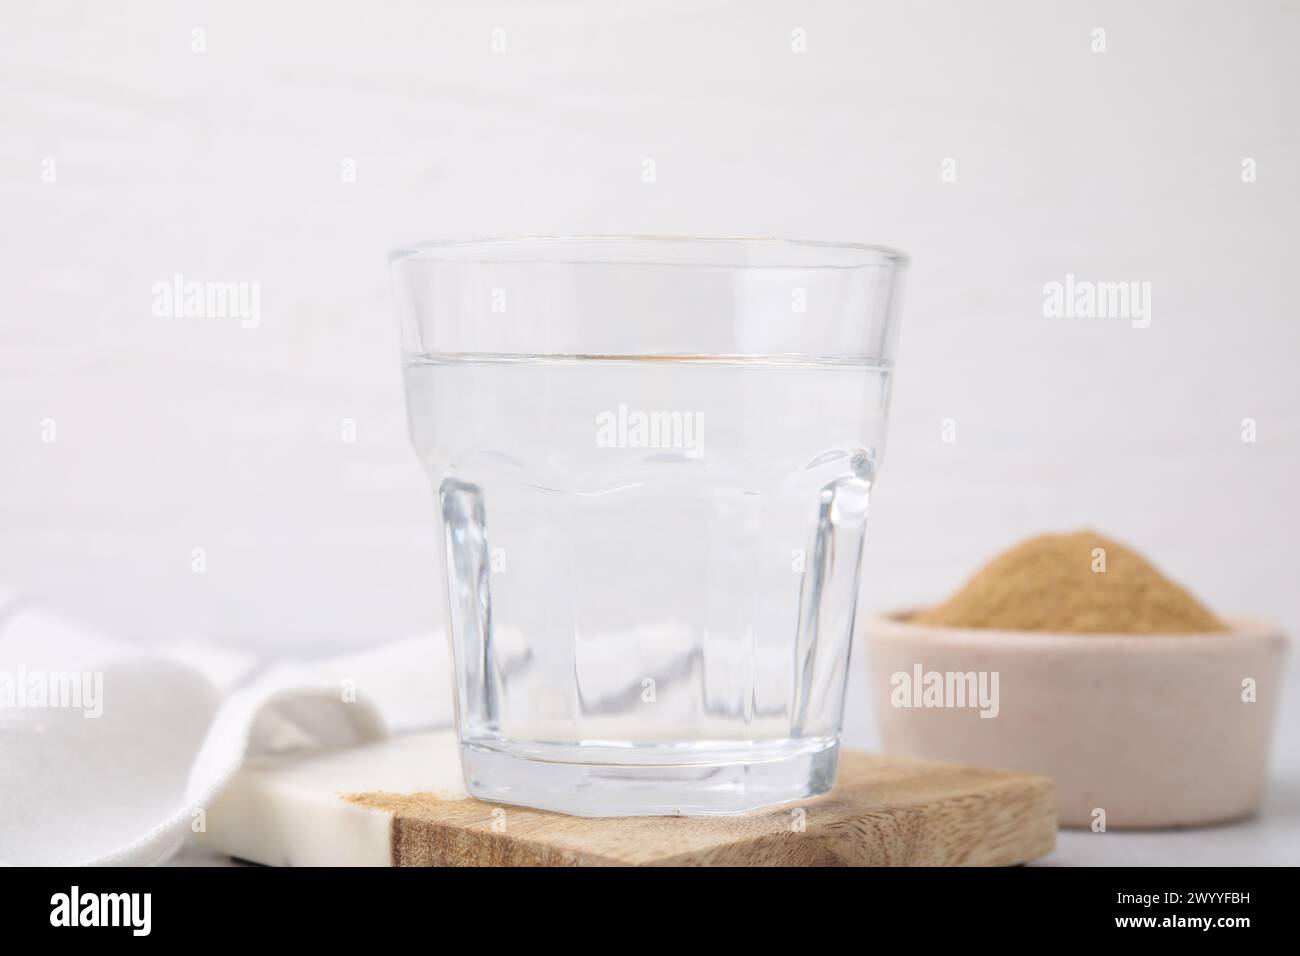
[864,613,1286,827]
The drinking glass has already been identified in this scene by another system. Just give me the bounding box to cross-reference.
[391,236,907,815]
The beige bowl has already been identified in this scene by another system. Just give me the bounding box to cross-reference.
[864,614,1286,828]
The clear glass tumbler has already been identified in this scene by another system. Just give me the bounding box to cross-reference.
[391,237,907,815]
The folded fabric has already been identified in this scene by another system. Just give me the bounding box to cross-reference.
[0,595,452,865]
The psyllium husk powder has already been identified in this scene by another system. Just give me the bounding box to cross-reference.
[913,530,1227,633]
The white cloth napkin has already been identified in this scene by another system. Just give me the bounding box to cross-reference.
[0,593,453,866]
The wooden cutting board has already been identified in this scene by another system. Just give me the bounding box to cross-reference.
[200,732,1056,866]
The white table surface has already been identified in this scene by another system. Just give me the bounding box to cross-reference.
[171,805,1300,868]
[169,686,1300,867]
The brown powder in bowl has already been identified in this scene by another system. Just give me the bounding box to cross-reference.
[912,530,1227,633]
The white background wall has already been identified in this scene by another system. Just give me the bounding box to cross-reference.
[3,1,1298,768]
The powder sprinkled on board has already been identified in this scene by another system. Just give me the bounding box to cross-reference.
[913,530,1227,633]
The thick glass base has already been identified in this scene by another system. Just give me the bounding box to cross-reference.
[459,738,840,817]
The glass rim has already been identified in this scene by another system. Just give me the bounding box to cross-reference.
[389,234,910,269]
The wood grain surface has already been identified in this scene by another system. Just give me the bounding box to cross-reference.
[347,751,1057,866]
